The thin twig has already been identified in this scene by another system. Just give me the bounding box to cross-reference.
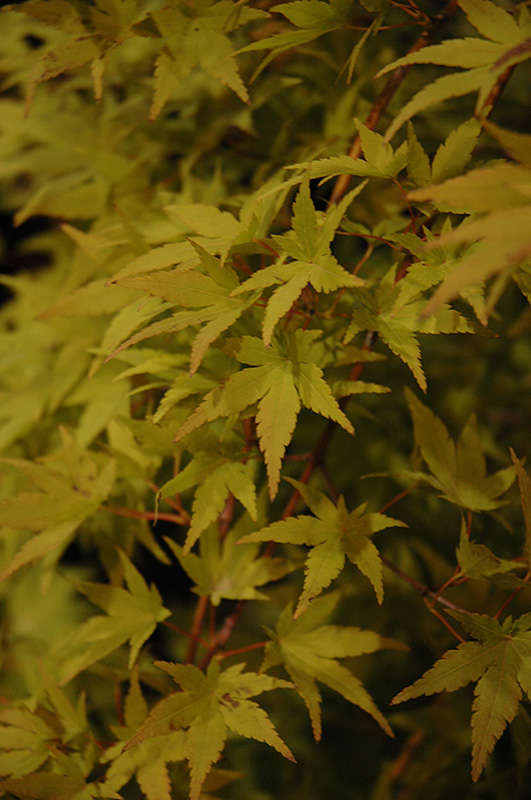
[479,65,515,116]
[218,640,270,660]
[494,569,531,619]
[185,595,210,665]
[388,729,426,783]
[199,601,246,670]
[378,484,417,514]
[424,598,466,643]
[103,505,189,526]
[161,618,210,650]
[381,555,469,613]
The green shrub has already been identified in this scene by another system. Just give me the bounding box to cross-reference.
[1,1,531,798]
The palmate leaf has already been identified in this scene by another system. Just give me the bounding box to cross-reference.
[148,1,266,118]
[104,732,187,800]
[392,610,531,781]
[233,178,364,346]
[261,592,403,741]
[102,668,187,800]
[0,264,127,451]
[174,331,354,499]
[15,1,103,107]
[0,770,119,800]
[56,551,170,683]
[18,0,259,116]
[404,117,481,190]
[157,427,259,554]
[0,708,54,779]
[113,237,259,372]
[166,526,293,605]
[235,0,352,77]
[161,459,258,555]
[0,737,115,799]
[112,204,246,285]
[0,676,91,781]
[125,660,294,800]
[346,265,476,391]
[240,479,405,614]
[408,143,531,317]
[389,220,491,324]
[290,126,408,183]
[377,0,531,139]
[456,522,527,588]
[405,388,514,511]
[0,90,141,226]
[0,430,116,581]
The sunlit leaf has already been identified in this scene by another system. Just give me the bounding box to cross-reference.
[240,479,406,613]
[125,660,294,800]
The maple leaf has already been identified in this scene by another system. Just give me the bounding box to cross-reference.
[235,0,352,79]
[174,331,354,499]
[456,520,527,588]
[116,241,260,374]
[260,591,403,741]
[388,219,491,324]
[0,751,119,800]
[166,525,294,605]
[151,373,219,425]
[240,479,406,614]
[102,667,187,800]
[288,125,409,187]
[392,610,531,781]
[233,177,364,345]
[157,427,259,554]
[0,671,93,784]
[406,118,481,188]
[17,0,208,114]
[377,0,531,139]
[0,87,142,226]
[0,430,116,581]
[125,660,295,800]
[109,203,248,290]
[345,265,476,391]
[0,708,55,779]
[405,388,515,511]
[14,1,100,107]
[407,127,531,318]
[0,270,104,450]
[148,2,258,118]
[56,551,170,683]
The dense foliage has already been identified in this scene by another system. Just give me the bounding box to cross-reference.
[1,1,531,798]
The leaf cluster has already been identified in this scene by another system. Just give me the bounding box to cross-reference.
[1,1,531,799]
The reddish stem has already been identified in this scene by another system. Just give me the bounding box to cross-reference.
[381,555,468,613]
[198,601,246,670]
[114,682,124,727]
[424,599,466,643]
[186,595,210,664]
[161,619,210,650]
[218,640,270,660]
[378,484,417,514]
[494,570,531,620]
[103,505,188,525]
